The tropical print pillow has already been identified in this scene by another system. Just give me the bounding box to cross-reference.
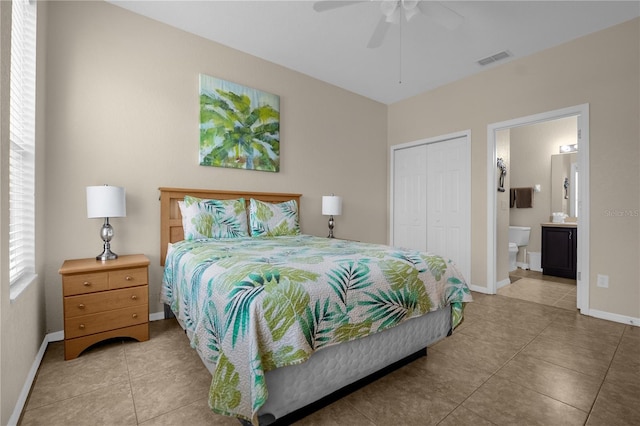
[179,196,249,240]
[249,198,300,237]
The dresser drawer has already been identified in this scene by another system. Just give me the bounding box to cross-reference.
[65,304,148,339]
[63,272,109,296]
[109,267,148,289]
[64,285,148,318]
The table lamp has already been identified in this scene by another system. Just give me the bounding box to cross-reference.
[86,185,126,260]
[322,194,342,238]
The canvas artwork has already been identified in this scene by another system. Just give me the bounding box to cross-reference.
[199,74,280,172]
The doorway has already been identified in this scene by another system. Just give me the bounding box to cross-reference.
[487,104,589,314]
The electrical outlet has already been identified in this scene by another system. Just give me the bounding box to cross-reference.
[597,274,609,288]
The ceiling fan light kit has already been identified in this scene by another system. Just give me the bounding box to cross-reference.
[380,0,420,23]
[314,0,464,48]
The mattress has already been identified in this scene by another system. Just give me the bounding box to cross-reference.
[257,305,451,423]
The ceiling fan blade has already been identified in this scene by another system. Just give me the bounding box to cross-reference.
[367,15,391,49]
[417,1,464,30]
[313,1,367,13]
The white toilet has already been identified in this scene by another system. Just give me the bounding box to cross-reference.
[508,226,531,272]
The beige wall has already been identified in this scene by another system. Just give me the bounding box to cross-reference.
[42,1,388,333]
[389,18,639,319]
[0,1,48,423]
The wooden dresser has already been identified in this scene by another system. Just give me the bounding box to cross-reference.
[59,254,150,360]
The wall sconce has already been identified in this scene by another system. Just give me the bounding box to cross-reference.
[559,144,578,153]
[87,185,126,260]
[322,194,342,238]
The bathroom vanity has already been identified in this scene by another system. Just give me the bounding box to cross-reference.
[541,223,577,279]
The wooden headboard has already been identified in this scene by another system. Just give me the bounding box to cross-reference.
[159,187,302,265]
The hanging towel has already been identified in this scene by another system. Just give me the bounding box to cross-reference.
[509,188,516,208]
[514,187,534,208]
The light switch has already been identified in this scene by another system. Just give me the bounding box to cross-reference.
[597,274,609,288]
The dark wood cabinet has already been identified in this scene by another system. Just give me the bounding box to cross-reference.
[541,226,577,279]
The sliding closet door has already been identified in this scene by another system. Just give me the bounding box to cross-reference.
[426,136,469,279]
[392,134,470,282]
[392,144,428,251]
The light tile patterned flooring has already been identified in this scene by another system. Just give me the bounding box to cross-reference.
[499,268,578,310]
[20,290,640,425]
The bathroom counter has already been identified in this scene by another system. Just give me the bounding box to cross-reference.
[541,222,577,228]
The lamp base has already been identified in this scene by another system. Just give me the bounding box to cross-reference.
[97,219,118,260]
[96,245,118,261]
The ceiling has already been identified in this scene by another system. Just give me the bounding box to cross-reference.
[110,1,639,104]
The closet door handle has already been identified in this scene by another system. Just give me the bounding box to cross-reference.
[569,231,572,240]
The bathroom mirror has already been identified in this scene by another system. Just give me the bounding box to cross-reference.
[550,152,578,217]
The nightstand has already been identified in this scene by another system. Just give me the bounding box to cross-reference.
[59,254,150,360]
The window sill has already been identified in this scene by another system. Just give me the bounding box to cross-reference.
[10,273,38,303]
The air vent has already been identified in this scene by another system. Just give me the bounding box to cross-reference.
[477,50,511,66]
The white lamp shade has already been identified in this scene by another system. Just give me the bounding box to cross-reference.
[322,195,342,216]
[86,185,126,218]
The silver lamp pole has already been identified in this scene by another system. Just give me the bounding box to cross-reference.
[97,217,117,260]
[327,215,336,238]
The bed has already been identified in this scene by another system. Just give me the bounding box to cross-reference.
[159,187,472,425]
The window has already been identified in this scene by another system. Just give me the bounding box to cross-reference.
[9,0,37,297]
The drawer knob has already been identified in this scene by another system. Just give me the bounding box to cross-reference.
[78,304,85,309]
[125,276,133,281]
[83,281,91,287]
[132,313,138,319]
[131,295,138,300]
[79,324,85,329]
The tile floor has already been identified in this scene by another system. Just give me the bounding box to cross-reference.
[19,292,640,425]
[498,268,577,310]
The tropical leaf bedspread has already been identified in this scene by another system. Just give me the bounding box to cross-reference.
[161,234,472,424]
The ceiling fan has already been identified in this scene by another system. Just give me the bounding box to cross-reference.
[313,0,464,48]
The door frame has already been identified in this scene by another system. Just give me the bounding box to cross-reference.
[486,104,590,314]
[390,130,471,283]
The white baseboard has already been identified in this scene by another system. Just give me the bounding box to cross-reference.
[47,330,64,342]
[468,283,492,294]
[149,311,165,322]
[8,333,51,426]
[10,312,167,424]
[497,278,511,289]
[588,309,640,328]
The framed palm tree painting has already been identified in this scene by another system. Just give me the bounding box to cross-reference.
[199,74,280,172]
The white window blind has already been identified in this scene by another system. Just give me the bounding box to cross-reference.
[9,0,37,289]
